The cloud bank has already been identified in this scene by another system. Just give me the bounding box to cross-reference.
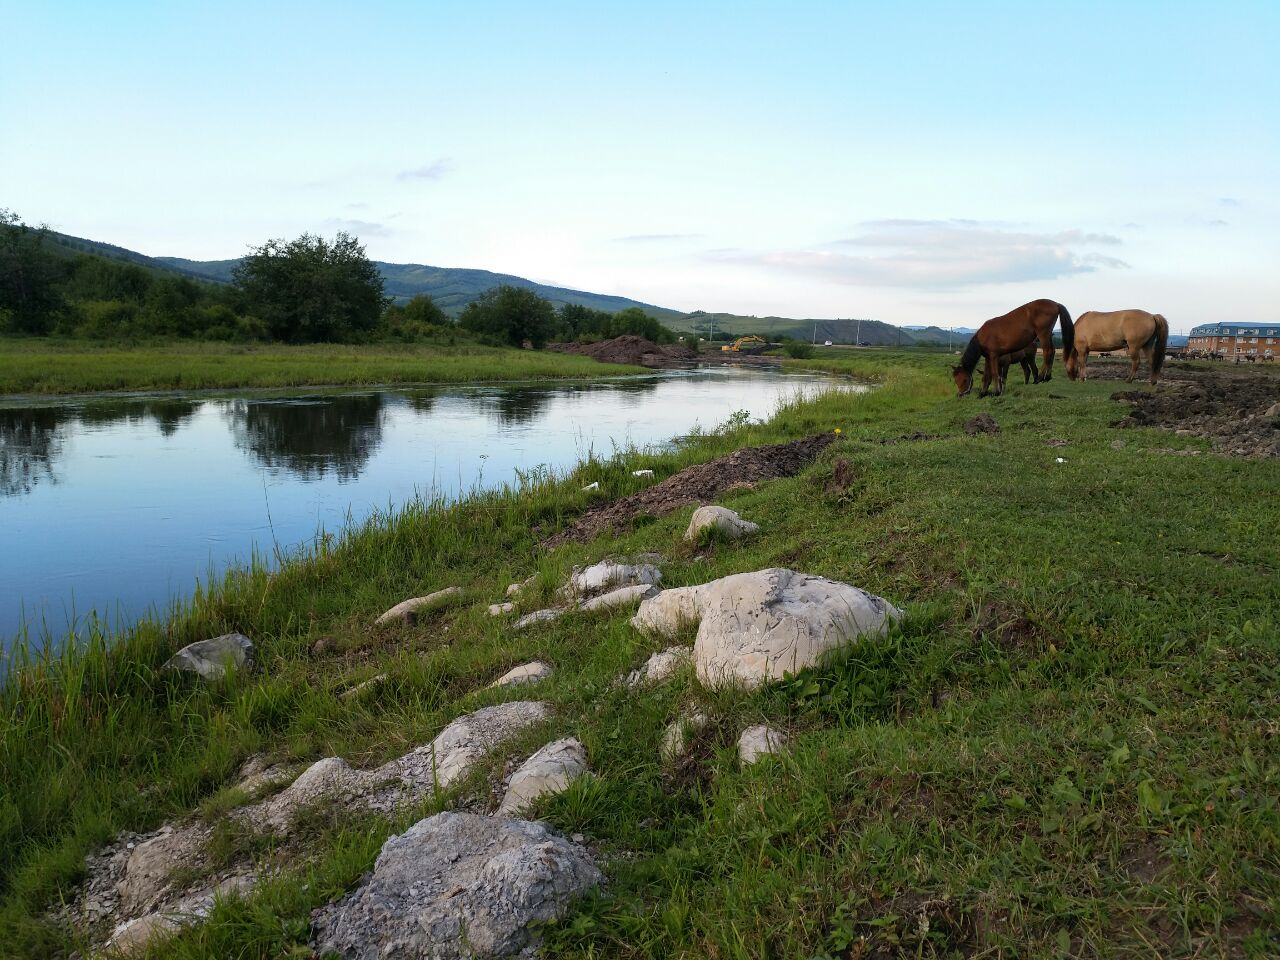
[397,158,453,181]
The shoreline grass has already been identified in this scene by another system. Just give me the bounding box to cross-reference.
[1,356,1277,958]
[0,339,647,396]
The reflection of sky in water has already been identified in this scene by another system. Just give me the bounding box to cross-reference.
[0,369,848,647]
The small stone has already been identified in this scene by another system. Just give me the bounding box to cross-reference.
[660,711,709,763]
[631,469,655,477]
[581,481,600,491]
[340,673,388,701]
[737,724,789,764]
[498,738,588,815]
[684,505,760,542]
[162,633,254,681]
[488,661,552,688]
[1110,439,1127,450]
[514,608,566,630]
[487,602,515,616]
[375,587,463,626]
[579,583,658,612]
[625,646,693,687]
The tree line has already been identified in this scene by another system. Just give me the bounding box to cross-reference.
[0,211,679,347]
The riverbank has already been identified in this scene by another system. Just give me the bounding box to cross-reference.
[0,340,647,395]
[2,354,1277,957]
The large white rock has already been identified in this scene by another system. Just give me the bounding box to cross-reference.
[497,738,588,815]
[115,824,210,913]
[632,568,902,690]
[562,561,662,600]
[685,505,760,542]
[375,587,463,626]
[579,582,659,612]
[488,661,553,688]
[737,724,789,764]
[625,646,693,687]
[162,633,254,680]
[310,812,602,959]
[108,875,255,954]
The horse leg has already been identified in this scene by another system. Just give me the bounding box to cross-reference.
[1080,348,1089,380]
[1127,344,1140,383]
[987,351,1004,396]
[1040,332,1055,382]
[1144,344,1156,384]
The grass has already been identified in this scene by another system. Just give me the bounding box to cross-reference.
[0,338,645,395]
[0,353,1277,958]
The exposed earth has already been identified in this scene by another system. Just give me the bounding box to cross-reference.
[1104,358,1280,458]
[546,335,782,369]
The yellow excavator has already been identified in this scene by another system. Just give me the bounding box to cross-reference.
[720,335,768,354]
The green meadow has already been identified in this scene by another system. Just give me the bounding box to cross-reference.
[0,351,1276,958]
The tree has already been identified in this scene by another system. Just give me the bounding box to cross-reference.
[459,285,555,349]
[0,210,66,334]
[232,232,386,343]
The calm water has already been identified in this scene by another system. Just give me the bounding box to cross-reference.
[1,368,846,649]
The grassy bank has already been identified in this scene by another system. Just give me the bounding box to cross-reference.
[0,339,645,395]
[1,355,1277,957]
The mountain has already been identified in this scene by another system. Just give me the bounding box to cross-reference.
[903,326,977,345]
[666,313,917,346]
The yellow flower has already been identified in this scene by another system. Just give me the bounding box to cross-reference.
[834,428,842,434]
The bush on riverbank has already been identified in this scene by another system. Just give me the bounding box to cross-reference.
[2,355,1277,957]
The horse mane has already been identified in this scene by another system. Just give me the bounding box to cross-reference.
[958,335,983,373]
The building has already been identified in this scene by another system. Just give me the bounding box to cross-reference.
[1187,323,1280,360]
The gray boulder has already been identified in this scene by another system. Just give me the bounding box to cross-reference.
[684,505,760,542]
[310,812,602,959]
[624,646,693,687]
[497,737,588,816]
[561,561,662,600]
[632,568,902,689]
[162,632,254,681]
[737,724,789,764]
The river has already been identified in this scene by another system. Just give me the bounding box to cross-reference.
[1,368,849,650]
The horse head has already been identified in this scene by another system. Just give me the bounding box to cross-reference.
[951,365,972,396]
[1064,348,1081,380]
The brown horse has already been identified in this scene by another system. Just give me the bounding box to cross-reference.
[996,345,1042,385]
[1065,309,1168,384]
[952,299,1074,397]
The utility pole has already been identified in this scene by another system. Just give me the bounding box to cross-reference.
[948,327,953,352]
[812,319,818,345]
[856,317,861,346]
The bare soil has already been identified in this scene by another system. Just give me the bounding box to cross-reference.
[544,433,838,547]
[546,336,699,368]
[1107,360,1280,458]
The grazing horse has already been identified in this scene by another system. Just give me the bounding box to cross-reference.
[995,345,1041,385]
[1065,309,1169,384]
[952,299,1074,397]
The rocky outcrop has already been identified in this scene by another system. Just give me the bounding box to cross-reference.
[488,661,553,688]
[162,633,254,680]
[632,568,902,689]
[497,738,588,816]
[374,587,463,626]
[561,561,662,600]
[109,874,256,954]
[310,812,602,959]
[737,724,789,764]
[625,646,693,687]
[684,505,759,541]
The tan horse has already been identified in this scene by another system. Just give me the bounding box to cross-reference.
[1065,310,1169,384]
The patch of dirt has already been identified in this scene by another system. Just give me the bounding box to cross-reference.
[544,433,837,547]
[868,431,941,445]
[1118,840,1171,883]
[546,335,699,368]
[971,602,1041,652]
[839,893,985,959]
[1107,361,1280,457]
[963,413,1000,435]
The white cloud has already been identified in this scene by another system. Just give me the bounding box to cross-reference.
[397,158,453,181]
[710,219,1129,289]
[321,217,391,237]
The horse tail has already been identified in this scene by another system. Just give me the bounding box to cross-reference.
[1150,313,1168,375]
[1057,302,1075,357]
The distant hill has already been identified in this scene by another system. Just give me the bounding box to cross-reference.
[40,229,959,346]
[903,325,977,345]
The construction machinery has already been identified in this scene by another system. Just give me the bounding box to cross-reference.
[720,335,768,354]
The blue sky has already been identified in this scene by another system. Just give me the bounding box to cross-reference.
[3,1,1277,332]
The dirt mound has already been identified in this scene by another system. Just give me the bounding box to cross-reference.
[547,335,698,368]
[1112,369,1279,458]
[544,433,837,547]
[964,413,1000,436]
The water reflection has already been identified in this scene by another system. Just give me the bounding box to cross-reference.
[223,394,386,482]
[0,407,64,496]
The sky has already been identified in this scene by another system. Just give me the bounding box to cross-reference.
[3,1,1278,333]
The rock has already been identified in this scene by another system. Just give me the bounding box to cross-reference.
[660,712,709,763]
[1110,439,1127,450]
[375,587,463,626]
[497,738,588,815]
[964,413,1000,435]
[109,875,256,954]
[248,702,551,830]
[562,561,662,600]
[487,602,515,616]
[162,632,254,680]
[116,824,210,913]
[579,582,659,612]
[632,568,902,690]
[581,481,600,491]
[488,661,552,688]
[1265,401,1280,417]
[737,724,789,764]
[233,758,300,797]
[506,576,536,598]
[684,505,760,542]
[310,812,602,960]
[340,673,387,701]
[514,608,566,630]
[632,469,655,477]
[625,646,693,687]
